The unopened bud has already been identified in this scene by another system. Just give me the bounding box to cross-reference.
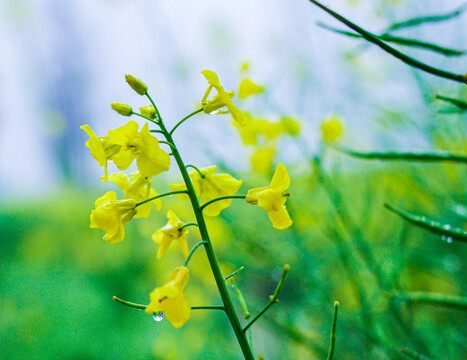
[125,74,148,95]
[111,102,133,116]
[140,105,157,119]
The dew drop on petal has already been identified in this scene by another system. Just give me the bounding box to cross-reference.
[152,312,164,322]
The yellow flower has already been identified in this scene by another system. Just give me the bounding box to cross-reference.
[234,116,282,146]
[170,166,242,217]
[152,210,189,259]
[200,70,247,126]
[145,266,191,329]
[251,147,276,175]
[90,191,136,243]
[321,115,343,143]
[108,172,161,219]
[108,120,170,177]
[280,116,301,137]
[246,163,292,229]
[238,78,264,99]
[81,125,122,181]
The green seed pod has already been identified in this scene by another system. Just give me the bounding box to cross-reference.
[125,74,148,95]
[111,102,133,116]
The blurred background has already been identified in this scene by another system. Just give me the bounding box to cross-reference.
[0,0,466,359]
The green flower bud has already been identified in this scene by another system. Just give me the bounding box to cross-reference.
[125,74,148,95]
[140,105,157,120]
[111,102,133,116]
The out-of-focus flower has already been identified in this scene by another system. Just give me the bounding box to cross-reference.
[152,210,189,259]
[145,266,191,329]
[90,191,136,243]
[108,121,170,177]
[238,78,264,99]
[321,115,343,143]
[125,74,148,95]
[251,147,276,175]
[200,70,247,126]
[80,125,121,181]
[280,116,301,137]
[139,105,157,120]
[170,166,242,216]
[108,172,161,218]
[111,102,133,116]
[246,163,292,229]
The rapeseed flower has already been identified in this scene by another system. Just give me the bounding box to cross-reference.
[108,121,170,177]
[246,163,292,229]
[80,125,121,181]
[238,78,264,99]
[108,172,161,218]
[90,191,136,243]
[251,147,276,175]
[321,115,343,143]
[145,266,191,328]
[170,166,242,216]
[200,70,247,126]
[152,210,189,259]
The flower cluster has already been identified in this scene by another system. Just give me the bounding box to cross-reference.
[82,71,293,330]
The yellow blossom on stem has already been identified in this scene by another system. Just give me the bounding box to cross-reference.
[108,120,170,177]
[111,102,133,116]
[145,266,191,329]
[246,163,292,229]
[200,70,247,126]
[80,125,122,181]
[170,166,242,216]
[321,115,344,143]
[280,116,301,137]
[152,210,189,259]
[90,191,136,244]
[139,105,157,120]
[108,172,161,218]
[238,78,264,99]
[125,74,148,95]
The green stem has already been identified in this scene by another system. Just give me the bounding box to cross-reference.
[309,0,467,84]
[156,112,254,359]
[135,190,188,208]
[178,222,199,231]
[113,296,225,311]
[395,291,467,310]
[200,195,247,212]
[184,241,208,267]
[327,301,340,360]
[186,164,206,178]
[159,140,177,151]
[224,266,245,281]
[131,111,160,126]
[169,108,204,136]
[150,129,165,134]
[243,265,290,333]
[435,94,467,110]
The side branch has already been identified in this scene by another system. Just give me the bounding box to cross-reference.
[243,265,290,333]
[135,190,189,208]
[200,195,247,212]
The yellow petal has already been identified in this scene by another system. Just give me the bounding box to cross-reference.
[137,123,171,177]
[201,70,221,87]
[81,125,107,167]
[269,163,290,190]
[268,207,293,230]
[238,78,264,99]
[163,292,191,328]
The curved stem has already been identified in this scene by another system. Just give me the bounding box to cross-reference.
[169,108,204,136]
[157,114,255,359]
[150,129,165,134]
[178,222,198,231]
[192,305,225,311]
[159,140,177,151]
[186,164,205,178]
[113,296,225,311]
[131,111,160,126]
[135,190,188,208]
[184,240,208,267]
[224,266,245,281]
[200,195,247,212]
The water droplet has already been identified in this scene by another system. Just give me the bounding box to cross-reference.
[420,216,427,222]
[152,312,164,322]
[441,235,453,244]
[283,205,287,209]
[442,224,451,230]
[169,195,173,198]
[446,237,453,243]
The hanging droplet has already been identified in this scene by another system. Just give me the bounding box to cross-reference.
[169,195,173,198]
[446,237,453,243]
[442,224,451,230]
[441,235,453,244]
[152,312,164,322]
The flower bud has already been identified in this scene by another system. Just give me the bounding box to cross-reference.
[111,102,133,116]
[125,74,148,95]
[140,105,157,119]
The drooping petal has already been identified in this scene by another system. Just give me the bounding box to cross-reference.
[137,123,171,177]
[268,207,293,230]
[269,163,290,190]
[81,125,107,167]
[201,70,221,87]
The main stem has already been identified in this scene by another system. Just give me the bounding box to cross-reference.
[158,120,254,360]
